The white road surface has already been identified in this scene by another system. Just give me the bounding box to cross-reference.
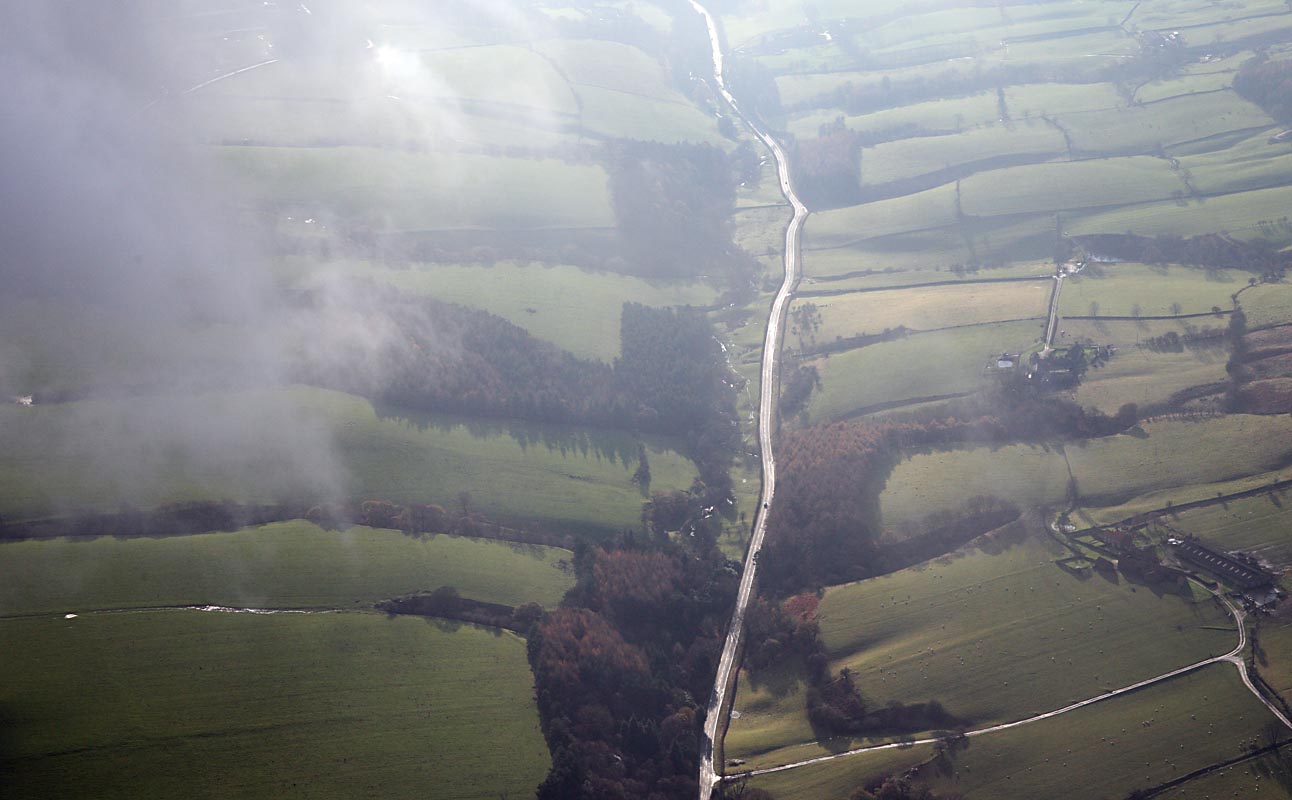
[690,3,807,798]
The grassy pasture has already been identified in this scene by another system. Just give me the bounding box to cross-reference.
[1001,27,1138,64]
[291,259,718,362]
[859,122,1066,186]
[1071,345,1229,413]
[1066,183,1292,240]
[1244,283,1292,329]
[732,531,1235,770]
[534,39,675,101]
[1075,464,1292,529]
[175,88,579,152]
[881,415,1292,525]
[0,387,697,535]
[1005,81,1123,117]
[420,44,580,113]
[0,612,548,800]
[785,92,1000,141]
[1172,12,1292,49]
[807,183,960,250]
[1156,756,1292,800]
[1057,91,1273,156]
[1169,492,1292,570]
[960,156,1187,217]
[1181,131,1292,196]
[804,321,1042,422]
[1057,263,1243,318]
[0,298,258,398]
[1134,0,1289,28]
[821,532,1232,728]
[0,520,573,616]
[1255,608,1292,708]
[534,39,725,143]
[805,280,1051,341]
[801,259,1051,294]
[748,664,1273,799]
[575,84,726,143]
[1136,71,1236,104]
[915,664,1274,800]
[217,146,614,232]
[801,227,974,280]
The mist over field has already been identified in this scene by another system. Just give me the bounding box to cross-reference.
[0,2,555,507]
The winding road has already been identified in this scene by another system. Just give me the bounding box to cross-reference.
[688,4,1291,795]
[690,3,807,798]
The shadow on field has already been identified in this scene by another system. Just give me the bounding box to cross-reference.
[741,657,806,700]
[0,703,17,787]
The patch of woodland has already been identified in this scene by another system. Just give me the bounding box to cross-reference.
[1073,233,1292,277]
[0,500,308,542]
[295,283,740,499]
[780,363,821,419]
[605,139,760,284]
[1234,55,1292,123]
[764,381,1148,595]
[528,532,742,800]
[377,585,543,634]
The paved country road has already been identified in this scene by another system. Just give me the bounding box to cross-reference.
[689,3,807,798]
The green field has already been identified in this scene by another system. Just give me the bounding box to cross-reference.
[218,146,614,232]
[0,387,697,535]
[1243,283,1292,329]
[807,183,960,249]
[290,259,719,362]
[881,415,1292,525]
[1071,343,1228,413]
[1181,130,1292,196]
[805,280,1050,341]
[800,258,1051,294]
[1156,754,1292,800]
[750,664,1274,800]
[1006,82,1124,117]
[805,320,1042,421]
[1067,182,1292,240]
[961,156,1187,217]
[0,520,573,616]
[1170,492,1292,570]
[1058,91,1273,156]
[1058,263,1243,318]
[785,92,1000,141]
[0,612,548,800]
[859,123,1066,187]
[1136,71,1237,104]
[728,531,1235,769]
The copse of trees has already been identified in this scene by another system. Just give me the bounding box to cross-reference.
[1234,55,1292,122]
[606,140,755,283]
[618,303,742,506]
[793,120,866,208]
[1075,233,1291,276]
[297,287,740,498]
[529,534,741,800]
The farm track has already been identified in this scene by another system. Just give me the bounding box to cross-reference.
[730,589,1292,782]
[691,2,806,798]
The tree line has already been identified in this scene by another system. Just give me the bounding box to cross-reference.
[296,285,741,497]
[1234,55,1292,123]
